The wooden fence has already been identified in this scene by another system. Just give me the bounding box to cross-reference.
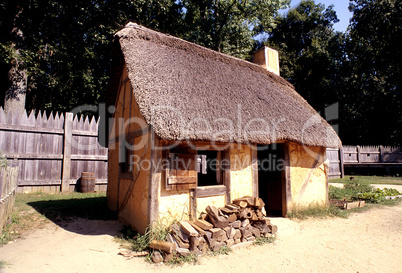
[327,146,402,178]
[0,108,108,193]
[326,148,344,179]
[0,165,19,232]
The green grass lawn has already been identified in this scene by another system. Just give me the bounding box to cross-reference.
[330,175,402,185]
[1,192,116,245]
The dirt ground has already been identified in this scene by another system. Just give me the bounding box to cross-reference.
[1,203,401,273]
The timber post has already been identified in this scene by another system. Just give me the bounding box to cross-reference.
[61,112,73,192]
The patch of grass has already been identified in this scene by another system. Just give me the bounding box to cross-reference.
[0,260,7,269]
[1,192,115,245]
[254,236,276,246]
[23,192,116,221]
[166,253,199,265]
[210,245,232,256]
[117,220,175,253]
[0,212,23,245]
[288,203,349,220]
[331,175,402,185]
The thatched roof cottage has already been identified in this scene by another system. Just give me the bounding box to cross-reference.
[105,23,341,233]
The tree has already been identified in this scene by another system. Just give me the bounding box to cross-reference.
[1,1,27,115]
[182,0,290,59]
[342,0,401,145]
[266,0,343,117]
[0,0,184,112]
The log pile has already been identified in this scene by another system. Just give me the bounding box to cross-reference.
[150,196,278,263]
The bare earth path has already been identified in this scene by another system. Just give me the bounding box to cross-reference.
[1,203,401,273]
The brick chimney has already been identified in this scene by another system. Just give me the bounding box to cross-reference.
[252,46,280,76]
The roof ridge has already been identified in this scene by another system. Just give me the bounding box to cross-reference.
[118,22,294,90]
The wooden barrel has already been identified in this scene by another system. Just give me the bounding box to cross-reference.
[80,172,95,193]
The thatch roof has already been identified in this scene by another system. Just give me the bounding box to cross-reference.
[107,23,341,148]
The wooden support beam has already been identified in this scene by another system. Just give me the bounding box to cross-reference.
[283,142,292,216]
[251,146,259,198]
[61,112,73,192]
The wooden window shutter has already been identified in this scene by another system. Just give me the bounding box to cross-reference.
[165,153,197,190]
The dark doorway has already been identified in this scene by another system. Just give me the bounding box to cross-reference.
[258,144,285,216]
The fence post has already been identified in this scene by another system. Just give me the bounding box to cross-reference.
[339,146,344,178]
[61,112,73,192]
[356,145,360,163]
[379,145,383,163]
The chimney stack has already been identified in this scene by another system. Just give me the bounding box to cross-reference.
[252,46,280,76]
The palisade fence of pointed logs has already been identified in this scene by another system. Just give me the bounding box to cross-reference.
[327,145,402,179]
[0,108,108,193]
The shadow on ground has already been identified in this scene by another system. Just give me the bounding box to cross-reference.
[28,196,120,236]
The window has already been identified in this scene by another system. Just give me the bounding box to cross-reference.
[164,148,229,190]
[196,150,224,187]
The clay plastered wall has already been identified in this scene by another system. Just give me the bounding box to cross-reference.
[108,65,151,233]
[196,195,226,218]
[289,142,328,208]
[230,144,253,200]
[118,133,151,234]
[158,188,190,227]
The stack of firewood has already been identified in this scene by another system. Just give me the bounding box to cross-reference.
[150,196,278,263]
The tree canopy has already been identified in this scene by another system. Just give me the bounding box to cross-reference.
[342,0,401,144]
[266,0,400,145]
[266,0,344,115]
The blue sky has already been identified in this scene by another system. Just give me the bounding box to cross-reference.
[280,0,353,32]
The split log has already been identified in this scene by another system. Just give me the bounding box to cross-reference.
[254,198,265,209]
[233,196,255,207]
[227,227,236,239]
[241,219,250,227]
[211,241,225,252]
[225,203,240,211]
[180,221,198,236]
[198,237,207,250]
[234,229,242,240]
[239,227,252,239]
[177,248,191,257]
[250,212,259,221]
[171,223,189,243]
[255,210,264,219]
[238,208,253,219]
[149,240,176,254]
[166,233,179,248]
[227,213,237,223]
[226,238,235,247]
[251,227,260,238]
[210,228,224,239]
[194,219,214,230]
[268,224,278,234]
[231,220,241,229]
[220,207,235,214]
[189,222,206,236]
[172,234,190,249]
[190,236,201,252]
[151,251,164,263]
[206,205,229,229]
[236,201,248,208]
